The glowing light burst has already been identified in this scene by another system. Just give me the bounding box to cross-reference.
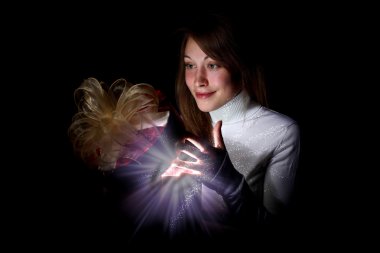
[114,137,207,240]
[161,164,201,177]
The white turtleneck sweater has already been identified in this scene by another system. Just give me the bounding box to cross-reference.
[202,90,300,216]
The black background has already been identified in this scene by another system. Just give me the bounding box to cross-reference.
[5,2,367,249]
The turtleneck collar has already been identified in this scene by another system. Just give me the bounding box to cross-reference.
[210,90,260,124]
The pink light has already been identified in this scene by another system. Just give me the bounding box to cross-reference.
[161,164,201,177]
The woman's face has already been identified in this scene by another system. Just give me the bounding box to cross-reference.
[184,37,240,112]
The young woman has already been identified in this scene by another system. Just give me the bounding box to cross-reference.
[171,13,301,237]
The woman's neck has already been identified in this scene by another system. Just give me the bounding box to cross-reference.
[209,89,250,123]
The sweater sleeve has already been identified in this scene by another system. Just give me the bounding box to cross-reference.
[263,122,300,216]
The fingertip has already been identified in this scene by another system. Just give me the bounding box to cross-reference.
[213,120,224,149]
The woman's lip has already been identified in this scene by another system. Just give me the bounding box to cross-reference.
[195,91,215,99]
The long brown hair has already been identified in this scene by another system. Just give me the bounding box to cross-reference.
[175,13,267,142]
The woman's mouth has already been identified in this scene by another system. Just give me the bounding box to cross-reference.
[195,91,215,99]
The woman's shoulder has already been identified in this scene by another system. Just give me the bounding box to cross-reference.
[249,104,299,131]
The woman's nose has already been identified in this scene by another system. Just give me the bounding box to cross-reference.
[195,67,208,87]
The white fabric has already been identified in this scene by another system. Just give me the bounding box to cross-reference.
[204,90,300,215]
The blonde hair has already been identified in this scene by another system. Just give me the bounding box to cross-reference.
[68,77,167,170]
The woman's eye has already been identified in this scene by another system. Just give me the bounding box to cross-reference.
[185,63,194,69]
[208,64,219,70]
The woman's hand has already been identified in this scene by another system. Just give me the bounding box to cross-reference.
[169,121,244,197]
